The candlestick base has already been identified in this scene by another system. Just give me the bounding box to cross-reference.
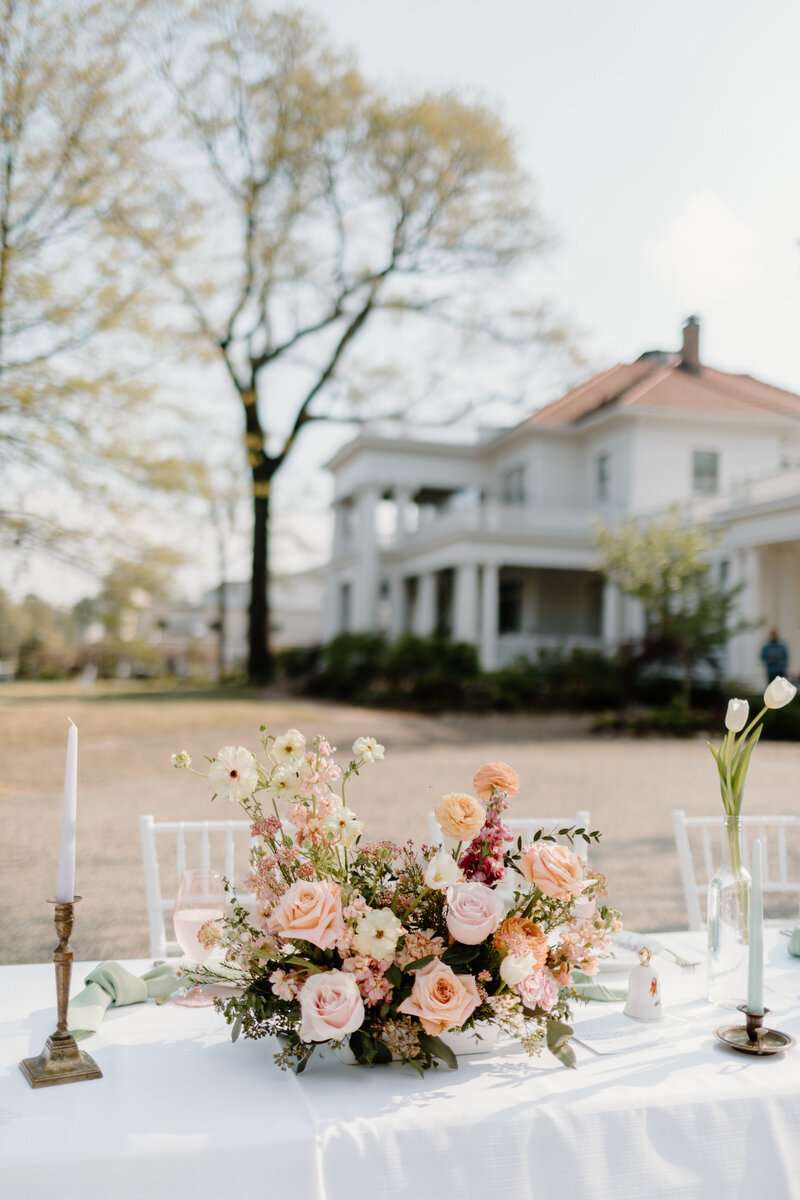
[19,895,103,1088]
[20,1033,102,1088]
[715,1006,795,1056]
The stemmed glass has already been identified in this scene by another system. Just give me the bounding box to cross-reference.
[172,868,226,1007]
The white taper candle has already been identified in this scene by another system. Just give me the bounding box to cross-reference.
[55,719,78,902]
[747,838,764,1016]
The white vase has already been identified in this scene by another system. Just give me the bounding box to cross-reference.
[335,1022,499,1065]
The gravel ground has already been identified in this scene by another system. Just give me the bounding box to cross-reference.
[3,682,800,965]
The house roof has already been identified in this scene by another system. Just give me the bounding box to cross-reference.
[528,354,800,427]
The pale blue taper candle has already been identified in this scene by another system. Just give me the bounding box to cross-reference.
[747,839,764,1016]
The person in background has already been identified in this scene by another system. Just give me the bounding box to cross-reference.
[760,629,788,683]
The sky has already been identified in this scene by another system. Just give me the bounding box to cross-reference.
[5,0,800,605]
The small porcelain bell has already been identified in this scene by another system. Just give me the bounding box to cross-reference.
[623,947,664,1022]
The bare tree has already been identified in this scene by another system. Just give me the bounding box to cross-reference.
[150,3,561,681]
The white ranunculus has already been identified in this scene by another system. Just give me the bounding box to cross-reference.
[499,953,535,987]
[724,698,749,733]
[322,806,364,847]
[272,728,306,764]
[352,736,385,762]
[423,850,464,890]
[208,745,259,802]
[764,676,797,710]
[352,908,404,958]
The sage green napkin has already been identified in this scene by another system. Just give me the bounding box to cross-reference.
[572,968,627,1002]
[68,962,180,1040]
[789,923,800,958]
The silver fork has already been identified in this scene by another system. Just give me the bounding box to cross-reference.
[661,947,702,971]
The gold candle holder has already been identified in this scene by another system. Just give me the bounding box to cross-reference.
[19,897,102,1088]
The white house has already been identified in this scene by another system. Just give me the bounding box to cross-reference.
[323,318,800,686]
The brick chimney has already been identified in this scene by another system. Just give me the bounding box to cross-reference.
[680,315,701,373]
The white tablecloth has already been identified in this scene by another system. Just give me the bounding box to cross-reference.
[1,931,799,1200]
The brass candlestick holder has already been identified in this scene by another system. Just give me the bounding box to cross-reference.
[19,897,102,1088]
[714,1005,796,1057]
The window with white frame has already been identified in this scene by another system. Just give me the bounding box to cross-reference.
[501,466,526,505]
[692,450,719,495]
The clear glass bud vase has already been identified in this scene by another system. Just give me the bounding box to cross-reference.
[707,815,751,1008]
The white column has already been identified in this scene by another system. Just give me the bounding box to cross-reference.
[395,487,414,541]
[480,564,499,670]
[453,563,479,645]
[601,579,620,648]
[414,572,436,636]
[321,571,340,641]
[388,574,405,640]
[352,486,380,631]
[729,546,762,686]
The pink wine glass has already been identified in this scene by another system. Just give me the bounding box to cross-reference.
[172,868,226,1007]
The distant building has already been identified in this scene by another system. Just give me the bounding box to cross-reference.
[323,318,800,686]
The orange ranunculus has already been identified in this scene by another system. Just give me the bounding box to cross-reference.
[472,761,520,800]
[493,917,548,967]
[435,793,486,841]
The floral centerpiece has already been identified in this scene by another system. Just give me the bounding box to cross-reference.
[172,730,619,1074]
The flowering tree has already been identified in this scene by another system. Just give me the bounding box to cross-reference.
[595,509,748,704]
[145,3,561,682]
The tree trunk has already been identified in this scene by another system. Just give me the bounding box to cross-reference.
[248,476,272,683]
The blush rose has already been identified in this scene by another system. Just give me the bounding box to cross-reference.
[518,842,589,901]
[435,793,486,841]
[397,959,481,1036]
[298,970,365,1042]
[267,879,346,950]
[472,761,521,800]
[445,882,504,945]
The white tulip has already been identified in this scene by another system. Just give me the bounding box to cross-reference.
[499,953,535,987]
[423,850,464,890]
[724,699,749,733]
[763,676,797,710]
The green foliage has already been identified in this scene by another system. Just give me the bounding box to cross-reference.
[596,508,749,704]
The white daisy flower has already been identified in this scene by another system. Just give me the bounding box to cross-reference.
[171,751,192,769]
[352,908,404,958]
[352,736,385,762]
[267,763,301,799]
[322,806,364,848]
[423,850,464,890]
[272,728,307,764]
[208,746,259,803]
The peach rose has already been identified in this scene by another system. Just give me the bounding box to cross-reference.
[445,882,504,945]
[435,793,486,841]
[518,842,588,902]
[397,959,481,1036]
[472,761,520,800]
[493,917,548,967]
[298,970,365,1041]
[267,879,346,950]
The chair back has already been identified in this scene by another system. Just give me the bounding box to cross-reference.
[426,809,591,905]
[139,815,255,958]
[672,810,800,931]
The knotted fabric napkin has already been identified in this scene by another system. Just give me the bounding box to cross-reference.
[68,961,180,1040]
[572,968,627,1002]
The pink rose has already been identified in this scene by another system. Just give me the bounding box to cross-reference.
[298,970,365,1042]
[397,959,481,1036]
[518,842,589,901]
[267,879,346,950]
[472,761,521,800]
[515,967,560,1013]
[445,882,504,945]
